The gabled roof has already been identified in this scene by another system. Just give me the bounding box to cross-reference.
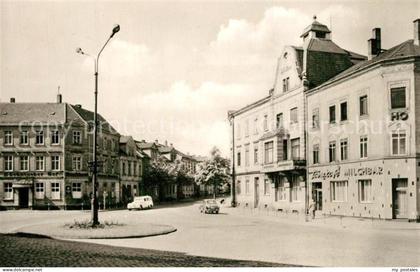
[158,145,174,153]
[301,19,331,38]
[136,141,157,149]
[0,103,66,125]
[70,104,118,134]
[311,39,420,92]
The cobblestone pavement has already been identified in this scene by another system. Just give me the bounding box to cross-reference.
[0,234,293,267]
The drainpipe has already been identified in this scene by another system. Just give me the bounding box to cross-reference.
[303,74,310,222]
[229,112,236,207]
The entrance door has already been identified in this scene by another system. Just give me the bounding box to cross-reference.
[392,179,408,219]
[18,188,29,208]
[312,182,322,211]
[254,178,259,208]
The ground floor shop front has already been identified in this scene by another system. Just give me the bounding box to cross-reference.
[308,158,420,221]
[235,169,306,214]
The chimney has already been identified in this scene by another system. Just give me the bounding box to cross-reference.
[414,19,420,46]
[368,28,381,60]
[57,93,62,104]
[10,98,15,103]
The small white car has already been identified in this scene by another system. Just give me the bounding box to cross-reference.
[127,196,154,211]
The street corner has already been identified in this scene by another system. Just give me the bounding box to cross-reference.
[11,221,177,240]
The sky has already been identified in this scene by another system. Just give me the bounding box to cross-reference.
[1,0,419,157]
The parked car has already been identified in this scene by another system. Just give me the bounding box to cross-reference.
[199,199,220,214]
[127,196,154,210]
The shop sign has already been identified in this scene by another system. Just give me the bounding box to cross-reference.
[309,165,384,181]
[391,111,408,121]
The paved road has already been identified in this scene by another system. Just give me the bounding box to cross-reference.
[0,233,286,267]
[1,201,420,266]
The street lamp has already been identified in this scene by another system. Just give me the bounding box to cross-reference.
[76,24,120,226]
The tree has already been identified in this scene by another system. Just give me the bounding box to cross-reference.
[195,147,230,199]
[143,156,175,201]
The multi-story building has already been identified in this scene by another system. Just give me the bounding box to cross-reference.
[0,95,120,209]
[119,135,143,204]
[228,17,366,214]
[306,19,420,221]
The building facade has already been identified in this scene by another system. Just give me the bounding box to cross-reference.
[229,17,366,214]
[0,95,120,209]
[306,20,420,221]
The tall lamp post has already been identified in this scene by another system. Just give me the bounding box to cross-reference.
[76,24,120,226]
[228,111,236,207]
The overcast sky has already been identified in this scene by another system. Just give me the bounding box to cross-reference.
[1,0,419,156]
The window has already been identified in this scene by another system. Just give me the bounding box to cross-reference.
[20,131,28,145]
[291,177,299,202]
[72,155,82,171]
[359,95,368,116]
[276,113,283,128]
[329,105,336,124]
[312,108,319,129]
[340,101,348,121]
[237,152,241,166]
[282,140,288,160]
[73,131,81,144]
[282,77,290,92]
[236,180,241,195]
[329,141,336,162]
[253,118,258,135]
[313,144,319,164]
[254,146,258,164]
[51,155,60,171]
[35,182,44,199]
[51,130,60,145]
[264,141,274,164]
[4,156,13,171]
[264,179,270,195]
[340,139,348,161]
[263,115,268,131]
[278,178,287,201]
[391,130,406,155]
[4,183,13,200]
[51,182,60,200]
[245,145,250,166]
[35,130,44,145]
[390,87,406,109]
[360,136,368,158]
[245,120,249,137]
[72,182,82,199]
[331,181,347,202]
[245,179,250,194]
[291,138,300,160]
[290,107,298,124]
[20,156,29,171]
[4,131,13,145]
[35,156,44,171]
[358,179,372,203]
[122,162,126,175]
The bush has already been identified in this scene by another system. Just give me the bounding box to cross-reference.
[64,219,125,229]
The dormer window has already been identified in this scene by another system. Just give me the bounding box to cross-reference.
[316,32,326,38]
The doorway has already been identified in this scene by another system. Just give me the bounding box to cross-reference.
[392,178,408,219]
[18,188,29,208]
[312,182,322,211]
[254,178,259,208]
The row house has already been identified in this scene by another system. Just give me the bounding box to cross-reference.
[228,17,366,214]
[0,95,120,209]
[306,20,420,221]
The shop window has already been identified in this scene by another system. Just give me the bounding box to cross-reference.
[331,181,348,202]
[390,87,406,109]
[358,179,372,203]
[35,182,44,199]
[391,130,406,155]
[51,182,60,200]
[264,141,274,164]
[3,183,13,200]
